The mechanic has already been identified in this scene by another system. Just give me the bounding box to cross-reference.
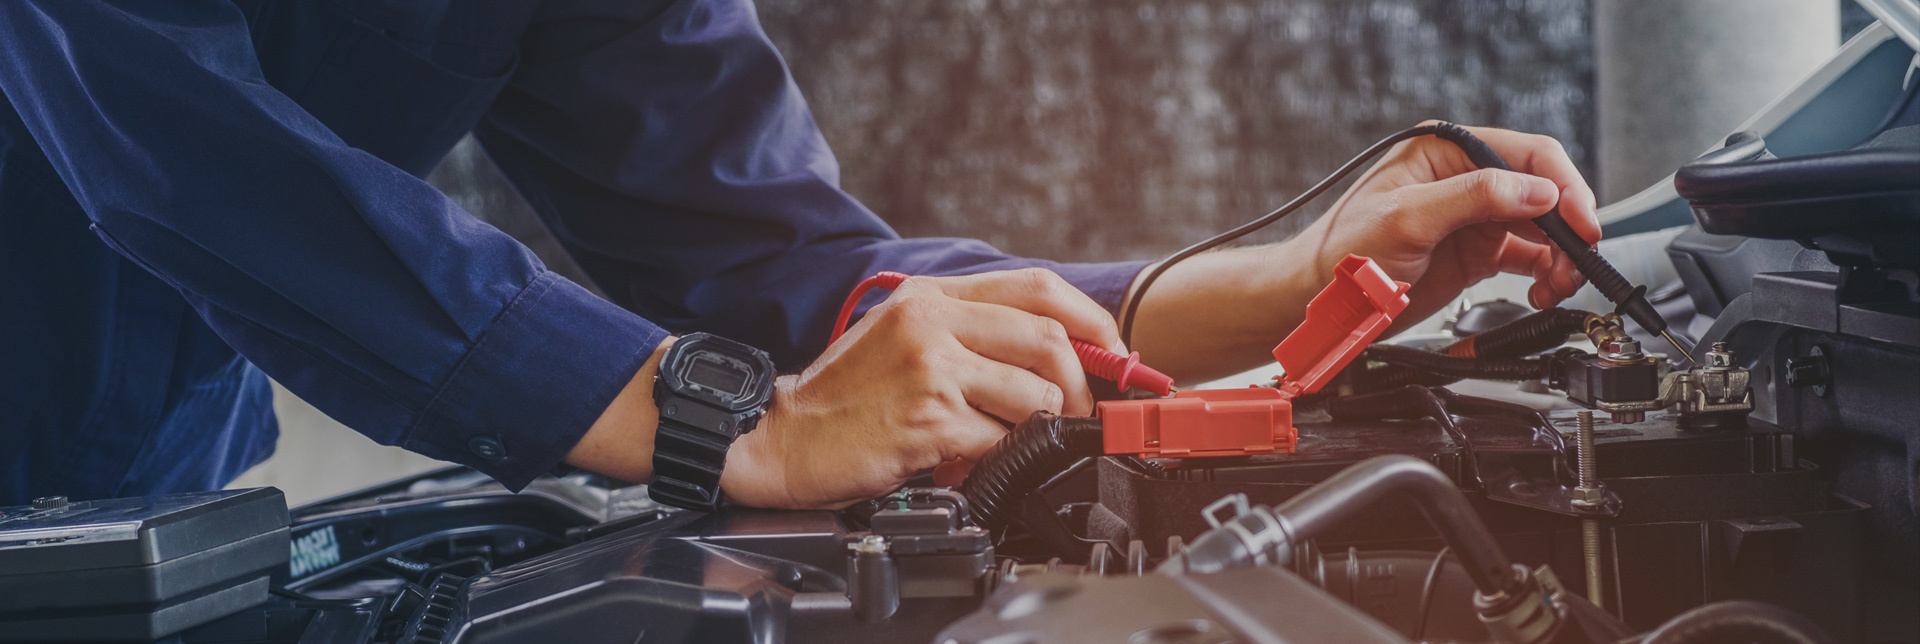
[0,0,1597,511]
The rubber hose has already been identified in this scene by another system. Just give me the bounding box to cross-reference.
[1643,600,1835,644]
[1362,344,1547,381]
[1446,308,1592,359]
[957,410,1105,535]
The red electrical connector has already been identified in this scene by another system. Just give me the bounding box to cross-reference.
[1098,255,1411,458]
[831,271,1176,396]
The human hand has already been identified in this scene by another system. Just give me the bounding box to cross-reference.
[1290,121,1600,330]
[717,268,1123,510]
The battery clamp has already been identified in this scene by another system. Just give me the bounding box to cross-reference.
[1099,255,1411,458]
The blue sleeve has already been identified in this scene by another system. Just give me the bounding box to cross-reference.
[476,0,1148,369]
[0,1,666,489]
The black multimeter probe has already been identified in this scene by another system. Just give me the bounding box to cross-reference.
[1118,121,1695,364]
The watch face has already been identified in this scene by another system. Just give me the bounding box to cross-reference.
[681,349,755,402]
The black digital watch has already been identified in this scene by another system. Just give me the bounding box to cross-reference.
[648,333,777,512]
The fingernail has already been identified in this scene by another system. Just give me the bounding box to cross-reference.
[1525,179,1557,208]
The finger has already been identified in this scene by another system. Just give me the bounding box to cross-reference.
[1451,125,1601,245]
[932,458,975,487]
[939,410,1013,464]
[912,268,1125,354]
[1497,235,1585,307]
[943,299,1095,416]
[1394,168,1560,241]
[1546,247,1585,299]
[955,353,1068,426]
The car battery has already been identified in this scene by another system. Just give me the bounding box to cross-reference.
[0,488,289,641]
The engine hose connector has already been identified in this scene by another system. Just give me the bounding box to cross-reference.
[956,411,1104,536]
[1170,456,1523,597]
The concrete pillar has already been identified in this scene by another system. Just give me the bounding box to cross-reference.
[1596,1,1840,203]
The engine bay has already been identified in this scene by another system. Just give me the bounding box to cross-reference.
[4,18,1919,644]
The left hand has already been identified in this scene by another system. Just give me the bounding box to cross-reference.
[1292,121,1600,329]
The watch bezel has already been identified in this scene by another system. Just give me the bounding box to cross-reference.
[656,333,777,415]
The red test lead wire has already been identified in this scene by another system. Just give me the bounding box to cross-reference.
[830,272,1176,396]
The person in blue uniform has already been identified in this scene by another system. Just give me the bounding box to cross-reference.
[0,0,1599,508]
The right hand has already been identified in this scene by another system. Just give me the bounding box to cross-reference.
[718,268,1123,510]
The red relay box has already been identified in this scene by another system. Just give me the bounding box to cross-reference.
[1099,255,1411,458]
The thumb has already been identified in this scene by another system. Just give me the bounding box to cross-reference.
[1397,168,1559,238]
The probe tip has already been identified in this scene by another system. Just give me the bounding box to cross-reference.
[1659,330,1695,366]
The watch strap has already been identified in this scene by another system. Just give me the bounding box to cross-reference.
[649,418,730,511]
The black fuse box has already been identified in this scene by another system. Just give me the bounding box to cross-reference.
[0,488,289,641]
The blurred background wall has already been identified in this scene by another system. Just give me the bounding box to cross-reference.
[234,0,1875,506]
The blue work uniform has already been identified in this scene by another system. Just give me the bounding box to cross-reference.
[0,0,1146,504]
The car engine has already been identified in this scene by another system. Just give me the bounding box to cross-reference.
[4,17,1919,644]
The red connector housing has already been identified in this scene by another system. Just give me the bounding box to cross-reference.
[1099,255,1411,458]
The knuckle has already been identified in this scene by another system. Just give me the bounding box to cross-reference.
[1040,384,1064,413]
[1534,134,1566,154]
[1467,170,1509,204]
[1016,267,1065,297]
[1036,317,1070,346]
[898,340,948,375]
[901,395,954,429]
[878,295,941,327]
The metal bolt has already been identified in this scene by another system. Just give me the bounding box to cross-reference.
[1602,338,1644,362]
[1573,411,1599,502]
[1706,342,1734,369]
[1581,518,1604,609]
[1785,347,1830,397]
[1570,410,1607,608]
[851,534,889,554]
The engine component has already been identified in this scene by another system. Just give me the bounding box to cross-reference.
[1100,254,1411,459]
[955,411,1103,535]
[1666,342,1754,430]
[960,255,1410,535]
[1168,456,1521,599]
[1451,298,1536,338]
[938,566,1413,644]
[1447,307,1596,359]
[0,488,289,641]
[1643,600,1837,644]
[842,488,992,609]
[1571,411,1606,609]
[1087,405,1861,638]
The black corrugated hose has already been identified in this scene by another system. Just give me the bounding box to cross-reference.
[1643,600,1835,644]
[957,410,1104,536]
[1444,307,1593,359]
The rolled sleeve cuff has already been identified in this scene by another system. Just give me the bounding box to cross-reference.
[403,272,668,490]
[1048,260,1152,318]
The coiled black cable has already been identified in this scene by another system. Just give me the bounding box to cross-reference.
[1643,600,1835,644]
[957,410,1105,535]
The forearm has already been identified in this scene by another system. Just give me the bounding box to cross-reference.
[1123,237,1330,383]
[564,338,675,483]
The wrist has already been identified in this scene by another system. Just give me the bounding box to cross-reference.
[719,376,800,509]
[562,337,673,483]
